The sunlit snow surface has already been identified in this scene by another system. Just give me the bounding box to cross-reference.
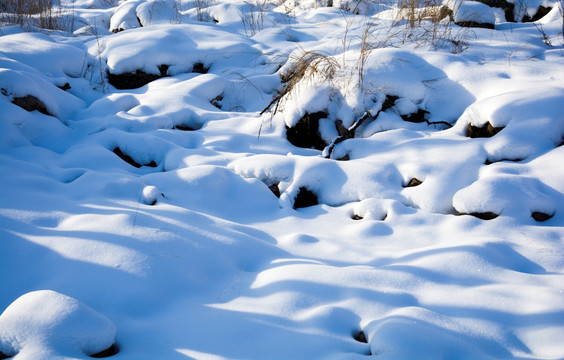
[1,0,564,358]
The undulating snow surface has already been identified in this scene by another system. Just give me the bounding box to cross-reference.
[1,0,564,358]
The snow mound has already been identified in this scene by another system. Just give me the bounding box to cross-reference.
[455,87,564,159]
[273,47,474,148]
[0,290,116,359]
[453,1,496,26]
[366,307,508,359]
[0,32,86,78]
[453,174,557,219]
[100,23,264,77]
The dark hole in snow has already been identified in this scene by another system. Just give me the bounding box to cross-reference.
[455,21,495,29]
[174,124,197,131]
[137,16,143,27]
[467,122,504,138]
[192,62,208,74]
[113,147,141,168]
[112,147,156,168]
[558,138,564,147]
[286,111,328,150]
[337,154,350,161]
[211,95,223,109]
[523,5,552,22]
[89,343,119,358]
[353,330,368,343]
[484,157,524,165]
[532,211,553,222]
[401,109,430,123]
[268,183,281,198]
[158,64,169,77]
[351,214,363,220]
[468,212,499,220]
[473,0,514,22]
[381,95,398,112]
[0,350,15,359]
[107,70,161,90]
[58,83,71,91]
[404,178,423,187]
[293,187,318,209]
[111,28,124,33]
[12,95,51,116]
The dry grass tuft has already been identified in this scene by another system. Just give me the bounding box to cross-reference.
[261,50,340,115]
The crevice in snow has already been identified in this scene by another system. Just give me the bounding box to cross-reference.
[112,147,158,168]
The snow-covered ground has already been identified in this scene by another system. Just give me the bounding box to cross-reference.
[1,0,564,358]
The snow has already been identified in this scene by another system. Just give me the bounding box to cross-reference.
[1,0,564,359]
[0,290,116,359]
[452,0,496,25]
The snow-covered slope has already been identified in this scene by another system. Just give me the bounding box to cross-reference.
[1,0,564,358]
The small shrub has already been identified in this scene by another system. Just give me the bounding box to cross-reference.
[0,0,68,31]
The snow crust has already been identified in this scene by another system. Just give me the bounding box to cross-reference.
[1,0,564,358]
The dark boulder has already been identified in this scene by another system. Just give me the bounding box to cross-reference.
[293,187,318,209]
[12,95,51,116]
[286,111,328,150]
[455,21,495,29]
[531,211,553,222]
[467,122,504,138]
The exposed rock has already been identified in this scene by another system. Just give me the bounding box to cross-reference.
[401,109,430,123]
[522,5,552,22]
[351,214,363,220]
[467,122,504,138]
[192,62,208,74]
[211,94,223,109]
[89,343,119,358]
[12,95,51,116]
[174,121,202,131]
[107,70,161,90]
[174,124,197,131]
[157,64,169,77]
[381,95,399,112]
[112,147,157,168]
[404,178,423,187]
[468,211,499,220]
[0,350,14,359]
[293,187,318,209]
[531,211,553,222]
[353,330,368,343]
[58,83,71,91]
[286,111,328,150]
[484,157,523,165]
[269,183,281,198]
[455,20,495,29]
[107,62,209,90]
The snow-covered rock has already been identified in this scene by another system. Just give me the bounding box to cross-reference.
[0,290,116,359]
